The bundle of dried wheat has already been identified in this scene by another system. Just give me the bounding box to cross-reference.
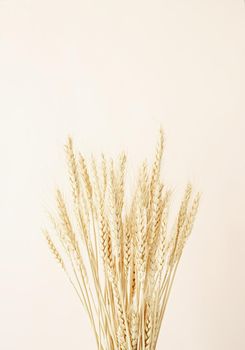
[44,129,200,350]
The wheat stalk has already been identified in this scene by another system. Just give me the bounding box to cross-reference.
[44,128,200,350]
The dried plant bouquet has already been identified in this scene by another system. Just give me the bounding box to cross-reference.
[44,129,200,350]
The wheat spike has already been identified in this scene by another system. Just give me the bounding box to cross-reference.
[44,230,65,270]
[65,137,80,205]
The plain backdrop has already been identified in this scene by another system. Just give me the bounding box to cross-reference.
[0,0,245,349]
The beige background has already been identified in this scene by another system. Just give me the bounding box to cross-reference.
[0,0,245,349]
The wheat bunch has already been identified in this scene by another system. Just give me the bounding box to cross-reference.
[44,129,200,350]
